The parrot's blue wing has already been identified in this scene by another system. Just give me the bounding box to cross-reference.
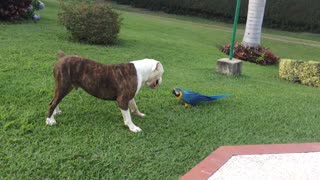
[180,90,196,104]
[189,94,210,105]
[176,88,231,106]
[190,94,231,105]
[180,90,209,105]
[208,94,232,100]
[181,89,231,105]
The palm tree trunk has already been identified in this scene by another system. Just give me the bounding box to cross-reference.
[242,0,266,48]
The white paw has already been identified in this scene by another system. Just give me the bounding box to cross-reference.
[128,125,142,133]
[46,118,56,125]
[135,112,146,118]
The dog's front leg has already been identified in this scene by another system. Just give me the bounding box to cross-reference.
[120,109,142,133]
[129,99,145,117]
[118,97,142,133]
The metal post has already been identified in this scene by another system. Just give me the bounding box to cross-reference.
[229,0,241,60]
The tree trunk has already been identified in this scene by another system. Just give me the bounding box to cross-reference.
[242,0,266,48]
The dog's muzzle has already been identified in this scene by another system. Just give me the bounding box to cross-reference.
[149,78,162,89]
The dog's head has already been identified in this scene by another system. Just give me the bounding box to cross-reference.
[145,61,164,89]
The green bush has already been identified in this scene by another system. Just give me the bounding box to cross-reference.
[0,0,44,22]
[222,42,279,65]
[111,0,320,33]
[58,2,122,45]
[0,0,32,21]
[279,59,320,87]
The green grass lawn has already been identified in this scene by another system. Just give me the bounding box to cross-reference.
[1,0,320,179]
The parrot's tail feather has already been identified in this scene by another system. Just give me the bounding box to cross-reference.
[208,94,231,100]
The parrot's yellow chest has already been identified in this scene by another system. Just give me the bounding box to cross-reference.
[177,92,182,101]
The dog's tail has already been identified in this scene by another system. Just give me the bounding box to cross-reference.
[57,50,65,59]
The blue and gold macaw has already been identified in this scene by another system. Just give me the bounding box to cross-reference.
[172,88,231,107]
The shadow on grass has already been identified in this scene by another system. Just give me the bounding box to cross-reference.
[55,32,137,49]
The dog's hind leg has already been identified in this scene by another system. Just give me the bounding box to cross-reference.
[46,82,73,125]
[53,105,62,115]
[129,99,145,118]
[50,99,62,116]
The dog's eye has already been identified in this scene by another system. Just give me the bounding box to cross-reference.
[156,80,159,84]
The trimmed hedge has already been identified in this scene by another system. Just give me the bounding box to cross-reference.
[111,0,320,33]
[299,61,320,87]
[279,59,320,87]
[279,59,302,83]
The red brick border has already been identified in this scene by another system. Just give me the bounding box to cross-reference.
[180,143,320,180]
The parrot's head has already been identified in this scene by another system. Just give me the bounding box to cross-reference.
[172,88,182,100]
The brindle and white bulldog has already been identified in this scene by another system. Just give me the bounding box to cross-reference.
[46,51,164,132]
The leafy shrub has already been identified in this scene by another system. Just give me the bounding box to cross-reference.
[279,59,320,87]
[0,0,32,21]
[58,2,122,45]
[111,0,320,33]
[221,42,279,65]
[0,0,44,22]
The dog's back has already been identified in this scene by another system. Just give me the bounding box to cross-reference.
[53,51,138,100]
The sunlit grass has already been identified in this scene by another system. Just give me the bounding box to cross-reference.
[1,0,320,179]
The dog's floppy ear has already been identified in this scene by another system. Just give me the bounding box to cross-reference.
[152,62,162,71]
[57,50,65,59]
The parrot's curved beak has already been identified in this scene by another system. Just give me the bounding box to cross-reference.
[173,88,183,102]
[172,89,180,97]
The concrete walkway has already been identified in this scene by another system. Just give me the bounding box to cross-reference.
[181,143,320,180]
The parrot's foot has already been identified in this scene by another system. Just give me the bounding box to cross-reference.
[184,103,190,108]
